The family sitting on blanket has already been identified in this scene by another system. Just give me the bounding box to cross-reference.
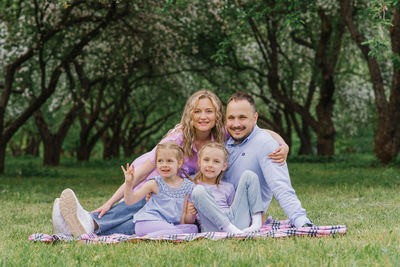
[52,90,313,237]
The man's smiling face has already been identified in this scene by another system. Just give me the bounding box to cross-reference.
[226,100,258,144]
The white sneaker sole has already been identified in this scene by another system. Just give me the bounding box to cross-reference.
[60,189,86,237]
[52,198,71,234]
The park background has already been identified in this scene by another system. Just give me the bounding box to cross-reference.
[0,0,399,266]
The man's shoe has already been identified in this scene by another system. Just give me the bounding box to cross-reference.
[52,198,71,234]
[59,188,94,237]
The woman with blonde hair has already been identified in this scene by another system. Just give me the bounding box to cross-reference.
[53,90,288,236]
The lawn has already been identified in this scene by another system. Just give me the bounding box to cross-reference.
[0,155,399,266]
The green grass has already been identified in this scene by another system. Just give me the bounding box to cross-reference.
[1,155,399,266]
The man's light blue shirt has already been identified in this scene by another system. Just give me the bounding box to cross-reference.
[223,125,311,228]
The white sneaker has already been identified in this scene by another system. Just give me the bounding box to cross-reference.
[59,188,94,237]
[52,198,71,234]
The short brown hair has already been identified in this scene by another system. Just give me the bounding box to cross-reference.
[227,91,256,112]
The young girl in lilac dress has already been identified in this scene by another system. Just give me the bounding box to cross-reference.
[122,142,196,237]
[52,90,288,236]
[190,142,263,234]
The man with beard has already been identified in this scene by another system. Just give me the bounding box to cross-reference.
[223,91,313,228]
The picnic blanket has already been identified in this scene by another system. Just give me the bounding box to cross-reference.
[28,216,347,244]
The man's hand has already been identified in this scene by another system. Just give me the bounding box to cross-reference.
[121,163,135,185]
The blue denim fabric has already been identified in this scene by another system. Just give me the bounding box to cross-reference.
[192,170,264,232]
[90,198,146,235]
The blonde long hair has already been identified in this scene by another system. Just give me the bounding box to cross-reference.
[166,90,225,158]
[193,142,229,185]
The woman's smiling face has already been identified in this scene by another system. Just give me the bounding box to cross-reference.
[192,98,216,134]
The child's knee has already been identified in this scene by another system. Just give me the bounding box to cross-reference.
[241,170,258,182]
[191,185,207,202]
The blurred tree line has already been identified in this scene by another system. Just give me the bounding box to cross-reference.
[0,0,399,173]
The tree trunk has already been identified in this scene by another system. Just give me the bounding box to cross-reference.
[74,75,119,161]
[298,135,313,155]
[313,11,341,156]
[123,144,134,158]
[0,143,5,174]
[248,7,341,157]
[24,132,40,157]
[294,117,313,155]
[77,140,91,161]
[120,109,175,158]
[8,139,22,156]
[374,121,400,164]
[110,130,121,159]
[374,8,400,163]
[316,130,334,155]
[102,124,121,160]
[34,104,79,166]
[257,108,292,152]
[340,1,400,163]
[102,131,113,160]
[0,2,118,173]
[77,129,92,161]
[42,135,62,166]
[271,108,293,149]
[282,109,293,152]
[315,77,336,156]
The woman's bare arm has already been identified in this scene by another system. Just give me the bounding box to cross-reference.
[265,129,289,164]
[92,159,155,218]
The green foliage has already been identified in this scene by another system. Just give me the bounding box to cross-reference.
[2,0,399,170]
[281,0,313,29]
[359,0,397,60]
[210,39,230,64]
[361,33,391,60]
[156,0,188,14]
[392,53,400,71]
[209,0,313,64]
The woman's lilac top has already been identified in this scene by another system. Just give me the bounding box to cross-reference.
[131,126,228,192]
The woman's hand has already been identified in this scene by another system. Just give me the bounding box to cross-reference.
[121,163,135,186]
[268,143,289,165]
[92,202,112,218]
